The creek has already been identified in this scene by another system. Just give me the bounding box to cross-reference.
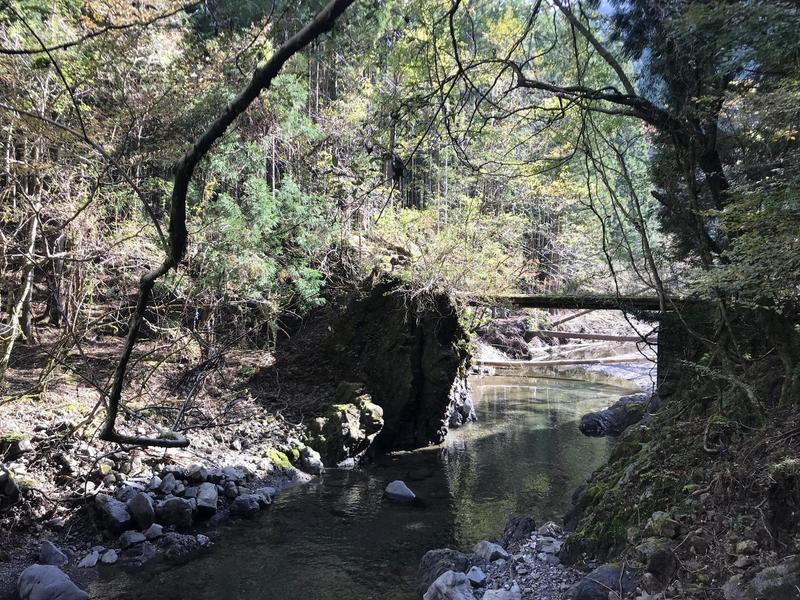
[90,373,632,599]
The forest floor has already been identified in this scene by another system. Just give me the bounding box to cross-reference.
[0,329,322,598]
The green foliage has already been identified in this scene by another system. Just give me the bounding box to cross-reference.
[180,137,331,313]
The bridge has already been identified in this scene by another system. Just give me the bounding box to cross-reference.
[463,293,676,312]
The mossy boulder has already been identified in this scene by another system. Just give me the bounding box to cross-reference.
[308,382,385,464]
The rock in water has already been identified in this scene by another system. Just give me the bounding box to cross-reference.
[127,492,155,529]
[423,570,474,600]
[579,393,649,437]
[38,541,68,567]
[95,493,132,534]
[474,541,509,562]
[327,279,471,451]
[230,494,261,516]
[484,583,522,600]
[385,480,416,503]
[17,565,89,600]
[300,446,325,475]
[196,482,218,516]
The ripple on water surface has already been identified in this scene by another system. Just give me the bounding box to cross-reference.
[90,374,628,600]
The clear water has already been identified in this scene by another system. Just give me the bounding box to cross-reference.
[89,375,627,599]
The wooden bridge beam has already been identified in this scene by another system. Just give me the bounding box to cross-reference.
[464,294,678,312]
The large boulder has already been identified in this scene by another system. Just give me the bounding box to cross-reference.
[579,393,650,437]
[327,279,471,451]
[17,565,89,600]
[501,513,536,549]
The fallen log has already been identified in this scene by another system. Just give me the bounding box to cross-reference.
[475,354,653,367]
[530,330,656,344]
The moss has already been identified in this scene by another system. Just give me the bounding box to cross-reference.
[0,431,26,443]
[290,447,301,462]
[266,449,293,471]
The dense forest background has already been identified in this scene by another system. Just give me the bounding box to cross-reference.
[1,0,799,422]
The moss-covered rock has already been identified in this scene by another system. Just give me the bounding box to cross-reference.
[308,382,385,464]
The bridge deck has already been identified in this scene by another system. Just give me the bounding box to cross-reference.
[465,294,673,311]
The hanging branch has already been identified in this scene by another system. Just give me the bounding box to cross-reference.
[100,0,355,448]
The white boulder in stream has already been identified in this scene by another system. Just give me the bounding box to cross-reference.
[385,480,416,503]
[423,570,474,600]
[18,565,89,600]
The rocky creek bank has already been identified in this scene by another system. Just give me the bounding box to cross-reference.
[0,411,325,599]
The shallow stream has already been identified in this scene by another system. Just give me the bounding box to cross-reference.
[90,374,632,599]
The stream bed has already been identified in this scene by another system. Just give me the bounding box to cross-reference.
[90,374,632,599]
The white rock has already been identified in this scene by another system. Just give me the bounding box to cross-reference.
[474,540,509,562]
[466,566,486,587]
[423,570,474,600]
[77,551,99,569]
[100,549,118,565]
[484,583,522,600]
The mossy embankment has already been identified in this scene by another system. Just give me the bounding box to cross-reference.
[560,307,800,598]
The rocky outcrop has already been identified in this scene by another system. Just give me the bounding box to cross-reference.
[328,279,472,451]
[579,393,653,437]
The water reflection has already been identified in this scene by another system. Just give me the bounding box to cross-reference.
[89,374,626,600]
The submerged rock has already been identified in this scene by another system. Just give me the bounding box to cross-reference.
[18,565,89,600]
